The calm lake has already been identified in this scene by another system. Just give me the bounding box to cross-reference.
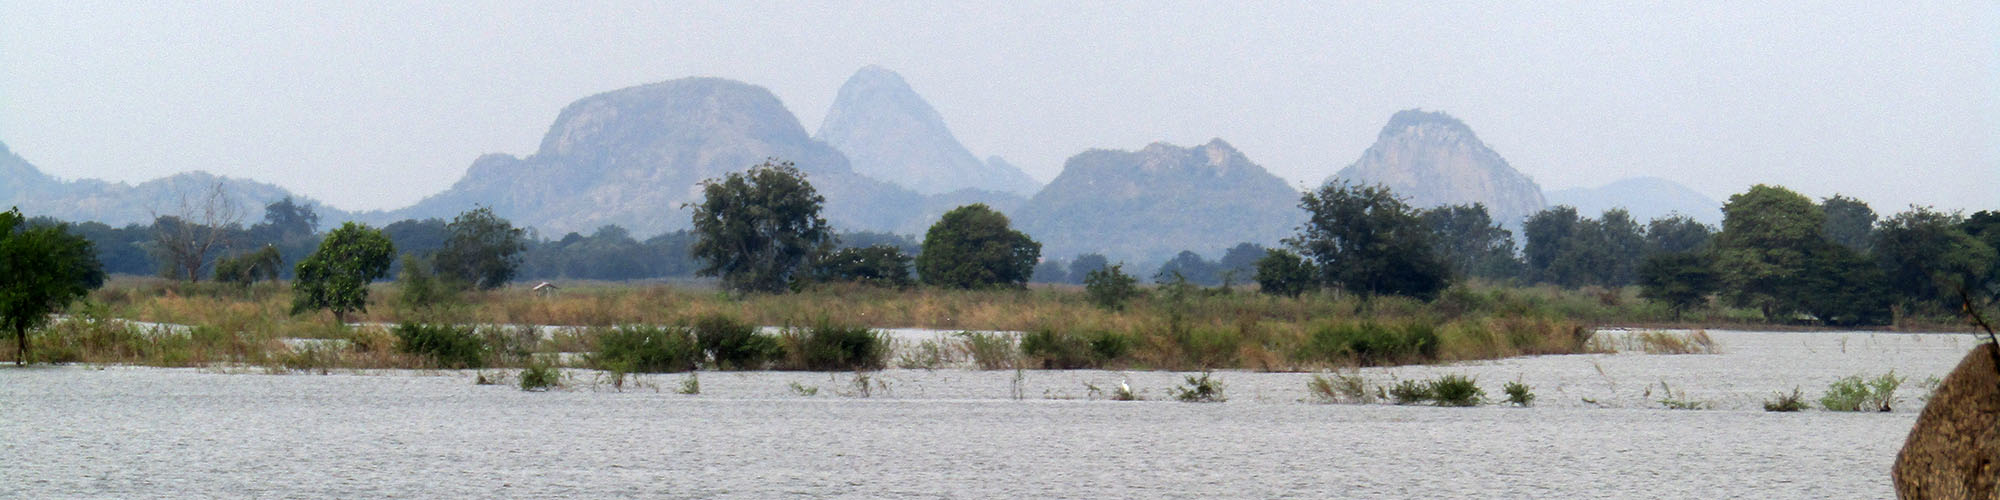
[0,329,1973,498]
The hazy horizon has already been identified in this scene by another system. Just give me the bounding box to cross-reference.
[2,2,1994,214]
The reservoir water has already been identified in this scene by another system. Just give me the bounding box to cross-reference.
[0,330,1973,498]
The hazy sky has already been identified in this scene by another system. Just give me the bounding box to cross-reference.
[3,2,1995,213]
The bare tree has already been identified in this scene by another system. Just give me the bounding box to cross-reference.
[153,181,243,281]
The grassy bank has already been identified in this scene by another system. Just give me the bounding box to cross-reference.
[0,276,1973,371]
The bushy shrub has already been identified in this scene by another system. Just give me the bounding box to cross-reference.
[1503,381,1535,407]
[1299,321,1439,366]
[591,325,699,373]
[1020,328,1093,369]
[1019,328,1133,369]
[1172,371,1226,402]
[393,323,487,369]
[1308,372,1373,404]
[1084,264,1139,310]
[782,322,886,371]
[1388,379,1431,404]
[519,359,561,391]
[1764,387,1807,412]
[957,331,1017,370]
[692,314,777,370]
[1821,372,1904,412]
[1428,375,1485,407]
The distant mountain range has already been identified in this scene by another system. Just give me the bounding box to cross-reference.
[0,141,346,227]
[1333,109,1546,228]
[1545,177,1722,226]
[0,69,1726,263]
[1018,139,1301,264]
[816,65,1042,197]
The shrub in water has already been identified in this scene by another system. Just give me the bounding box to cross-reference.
[1020,328,1094,369]
[1299,321,1439,366]
[692,314,777,370]
[394,323,487,369]
[1172,371,1226,403]
[1428,374,1485,407]
[1388,379,1432,405]
[519,359,561,391]
[1308,372,1373,404]
[1764,387,1807,412]
[1821,371,1903,412]
[1503,381,1535,407]
[957,331,1017,370]
[591,325,699,373]
[1086,330,1134,364]
[783,322,886,371]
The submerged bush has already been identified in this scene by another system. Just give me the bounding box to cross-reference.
[1308,372,1373,404]
[1299,321,1439,366]
[1388,379,1432,405]
[692,314,777,370]
[1821,372,1904,412]
[958,331,1017,370]
[591,325,699,373]
[1173,371,1226,403]
[781,322,886,371]
[519,359,561,391]
[1020,328,1133,369]
[1763,387,1807,412]
[393,323,487,369]
[1428,375,1485,407]
[1503,381,1535,407]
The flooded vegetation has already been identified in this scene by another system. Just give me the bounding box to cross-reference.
[1,329,1968,498]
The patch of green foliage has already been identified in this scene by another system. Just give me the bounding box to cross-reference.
[1172,371,1226,403]
[1821,372,1904,412]
[393,322,486,369]
[692,313,777,370]
[782,322,886,371]
[591,325,699,373]
[1298,321,1439,366]
[916,203,1040,289]
[1503,380,1535,407]
[1763,387,1807,412]
[519,359,561,391]
[1083,264,1139,310]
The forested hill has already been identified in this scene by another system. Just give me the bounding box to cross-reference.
[1016,139,1302,265]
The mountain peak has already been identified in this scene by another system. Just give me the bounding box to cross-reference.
[1020,140,1301,263]
[1380,108,1477,141]
[1335,109,1544,227]
[816,66,1041,197]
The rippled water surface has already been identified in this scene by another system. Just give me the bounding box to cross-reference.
[0,330,1974,498]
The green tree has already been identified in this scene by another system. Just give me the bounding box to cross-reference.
[1715,185,1824,321]
[1067,254,1109,285]
[1215,242,1266,286]
[1522,206,1582,286]
[1421,204,1521,281]
[292,222,395,323]
[1596,209,1648,286]
[1030,258,1069,284]
[814,245,913,288]
[1821,194,1877,253]
[1637,252,1717,321]
[1873,207,1996,314]
[916,204,1041,289]
[212,244,283,286]
[0,208,105,364]
[1797,243,1893,326]
[1253,248,1317,297]
[1645,214,1713,255]
[1154,250,1219,286]
[434,206,526,290]
[1084,263,1140,310]
[1290,182,1449,300]
[689,160,833,294]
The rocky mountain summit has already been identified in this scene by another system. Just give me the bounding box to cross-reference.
[396,77,924,236]
[1017,139,1301,264]
[1333,109,1545,227]
[815,66,1041,197]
